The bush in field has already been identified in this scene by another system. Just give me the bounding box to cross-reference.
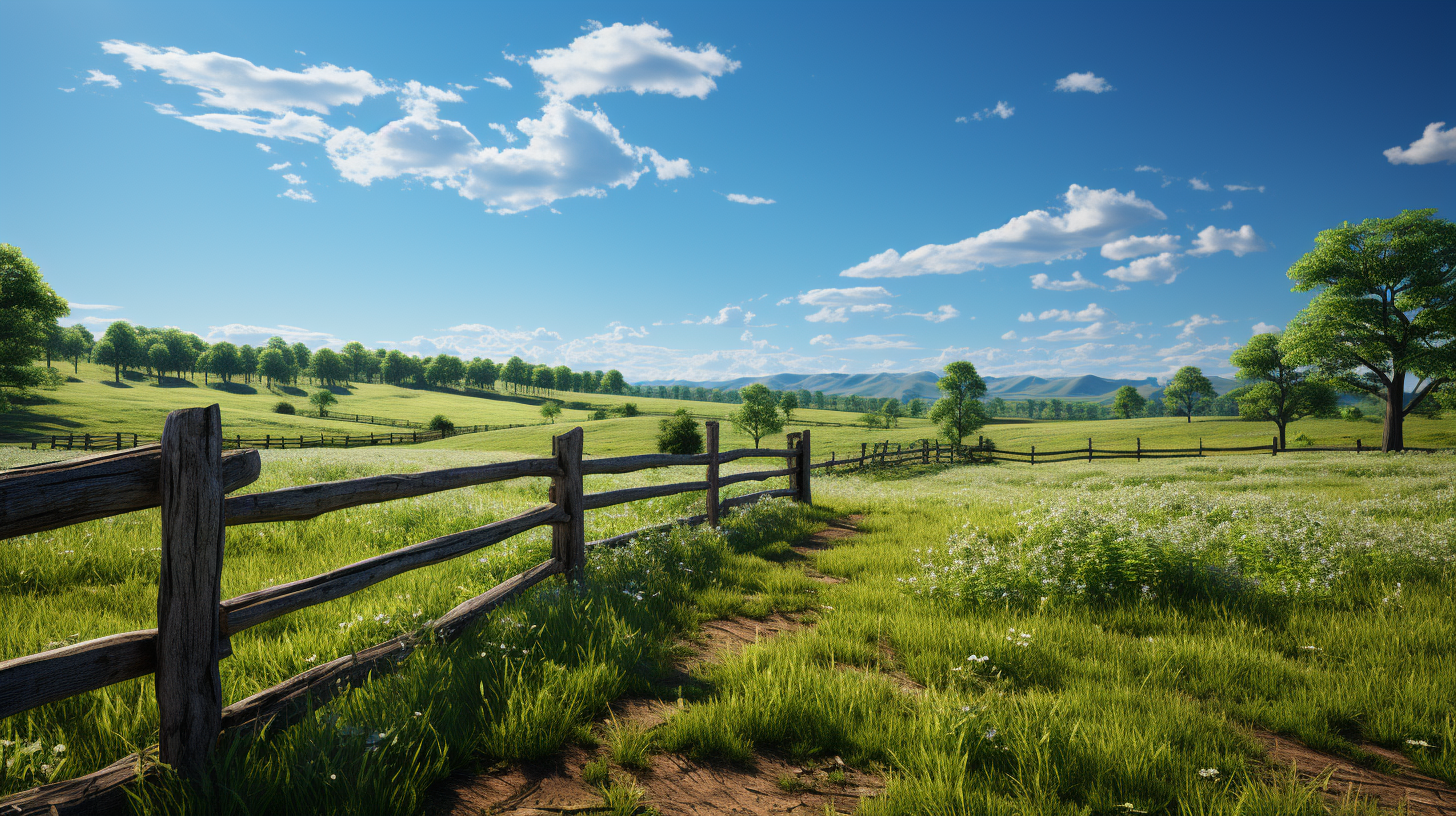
[1343,406,1363,421]
[1292,433,1314,447]
[428,414,454,433]
[540,402,562,423]
[309,389,337,415]
[656,408,703,454]
[610,402,639,418]
[274,401,295,414]
[591,408,608,420]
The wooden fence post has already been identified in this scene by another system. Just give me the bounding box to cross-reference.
[1199,438,1204,457]
[828,451,836,473]
[798,430,812,506]
[1031,445,1036,466]
[1088,438,1093,462]
[1272,436,1278,456]
[785,432,803,497]
[922,439,929,465]
[1136,438,1141,462]
[1356,439,1362,453]
[116,432,122,450]
[705,421,720,528]
[157,405,226,781]
[861,442,867,469]
[550,427,586,585]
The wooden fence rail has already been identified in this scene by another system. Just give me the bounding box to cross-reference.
[0,415,811,815]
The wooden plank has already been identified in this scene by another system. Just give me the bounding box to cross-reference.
[224,457,560,525]
[705,421,720,528]
[785,432,802,499]
[717,467,795,487]
[720,487,797,510]
[585,514,710,551]
[221,557,562,735]
[579,452,712,474]
[0,444,260,540]
[156,405,225,780]
[0,630,157,720]
[581,480,710,511]
[798,430,812,506]
[551,427,585,584]
[0,749,155,816]
[717,448,795,463]
[221,503,564,635]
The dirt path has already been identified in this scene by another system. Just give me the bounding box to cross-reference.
[426,516,879,816]
[1250,729,1456,815]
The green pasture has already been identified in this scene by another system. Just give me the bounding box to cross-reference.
[3,439,1453,813]
[975,414,1456,452]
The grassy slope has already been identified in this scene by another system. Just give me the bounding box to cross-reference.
[976,414,1456,452]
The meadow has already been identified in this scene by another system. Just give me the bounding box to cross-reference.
[3,433,1452,813]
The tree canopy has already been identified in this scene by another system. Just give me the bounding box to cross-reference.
[1229,333,1339,448]
[656,408,703,454]
[1281,209,1455,451]
[730,383,784,448]
[0,245,69,396]
[929,361,987,446]
[1112,385,1146,419]
[1162,367,1215,423]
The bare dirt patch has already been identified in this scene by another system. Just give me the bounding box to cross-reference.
[1251,729,1456,815]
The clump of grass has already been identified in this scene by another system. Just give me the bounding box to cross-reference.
[599,776,650,816]
[581,757,610,787]
[777,773,808,792]
[604,718,656,771]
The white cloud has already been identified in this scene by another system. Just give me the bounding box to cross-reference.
[268,161,291,171]
[1188,177,1212,191]
[102,40,387,114]
[282,173,306,185]
[588,322,648,341]
[582,19,604,31]
[1224,184,1265,192]
[965,101,1014,121]
[255,142,271,152]
[1168,313,1227,339]
[1383,122,1456,165]
[59,87,76,93]
[205,323,339,344]
[447,324,561,341]
[1018,312,1035,323]
[85,69,121,88]
[1251,321,1281,335]
[688,305,754,326]
[1054,72,1113,93]
[1001,330,1018,340]
[147,102,179,115]
[67,303,123,310]
[1029,270,1102,291]
[1217,201,1233,211]
[788,287,894,307]
[809,334,834,345]
[487,122,518,143]
[179,110,336,142]
[1103,251,1183,284]
[451,83,476,91]
[1100,233,1180,260]
[805,304,891,323]
[900,304,959,323]
[644,149,693,180]
[727,193,774,205]
[1187,224,1268,256]
[954,116,968,124]
[527,23,739,100]
[483,75,513,90]
[1134,165,1161,173]
[1037,303,1110,322]
[279,188,315,201]
[1153,339,1239,369]
[841,185,1165,278]
[823,334,917,350]
[1035,321,1120,342]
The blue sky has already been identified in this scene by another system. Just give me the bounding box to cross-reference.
[4,0,1454,383]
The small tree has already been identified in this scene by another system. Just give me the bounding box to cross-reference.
[779,392,799,422]
[1229,333,1339,449]
[309,389,338,416]
[908,398,926,418]
[540,402,562,423]
[1112,386,1146,419]
[603,369,626,394]
[428,414,454,433]
[656,408,703,454]
[730,383,784,448]
[881,398,903,427]
[0,244,69,396]
[1162,367,1215,423]
[859,412,886,429]
[1282,210,1456,451]
[929,361,988,447]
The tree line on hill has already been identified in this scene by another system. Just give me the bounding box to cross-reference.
[1,210,1450,451]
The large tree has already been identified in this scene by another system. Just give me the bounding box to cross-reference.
[730,383,784,448]
[258,347,291,387]
[1281,210,1455,451]
[929,361,987,447]
[1230,333,1339,449]
[1162,366,1216,423]
[311,347,349,386]
[602,369,626,394]
[501,356,530,392]
[0,245,69,396]
[1112,385,1146,419]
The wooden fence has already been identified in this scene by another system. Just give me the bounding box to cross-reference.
[0,410,811,814]
[0,432,148,452]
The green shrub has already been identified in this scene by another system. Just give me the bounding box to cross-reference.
[428,414,454,433]
[564,401,591,410]
[581,757,609,787]
[655,408,702,454]
[273,401,295,415]
[1342,406,1363,421]
[591,409,609,421]
[610,402,639,418]
[1292,433,1314,447]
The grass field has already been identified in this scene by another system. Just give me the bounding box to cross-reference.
[3,440,1453,813]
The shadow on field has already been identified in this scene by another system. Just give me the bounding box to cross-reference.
[322,385,354,395]
[154,377,198,388]
[210,382,257,395]
[100,381,132,389]
[273,385,307,397]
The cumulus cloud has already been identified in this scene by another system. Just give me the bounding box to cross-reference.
[805,304,891,323]
[1251,321,1281,335]
[954,116,968,124]
[483,75,513,90]
[1187,224,1268,256]
[268,161,292,171]
[1100,233,1180,260]
[1224,184,1265,192]
[1029,270,1102,291]
[1103,251,1183,284]
[809,334,834,345]
[279,188,315,202]
[1018,312,1036,322]
[1001,330,1018,340]
[1169,313,1227,339]
[1035,321,1118,342]
[102,40,387,114]
[963,101,1014,121]
[1383,122,1456,165]
[1054,72,1113,93]
[1188,177,1212,191]
[282,173,305,185]
[59,87,76,93]
[786,287,893,307]
[179,110,336,142]
[727,193,774,205]
[821,334,917,351]
[487,122,519,143]
[899,304,959,323]
[841,185,1165,278]
[85,69,121,88]
[1217,201,1233,211]
[644,149,692,179]
[1036,303,1110,322]
[685,305,754,326]
[1134,165,1161,173]
[255,142,271,152]
[206,323,339,344]
[527,23,739,100]
[589,322,649,341]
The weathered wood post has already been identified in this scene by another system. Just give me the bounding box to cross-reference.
[1136,437,1141,462]
[785,432,803,498]
[157,405,226,781]
[1030,445,1036,466]
[797,429,812,506]
[860,442,867,469]
[922,439,929,465]
[84,433,91,450]
[1199,438,1204,457]
[1356,438,1362,453]
[935,441,941,462]
[1272,436,1278,456]
[116,432,122,450]
[265,433,271,449]
[550,426,586,585]
[828,451,836,473]
[705,421,720,528]
[1088,438,1093,462]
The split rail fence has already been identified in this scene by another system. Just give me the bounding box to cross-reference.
[0,409,811,815]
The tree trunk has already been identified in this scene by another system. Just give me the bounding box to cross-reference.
[1277,420,1287,450]
[1383,373,1405,452]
